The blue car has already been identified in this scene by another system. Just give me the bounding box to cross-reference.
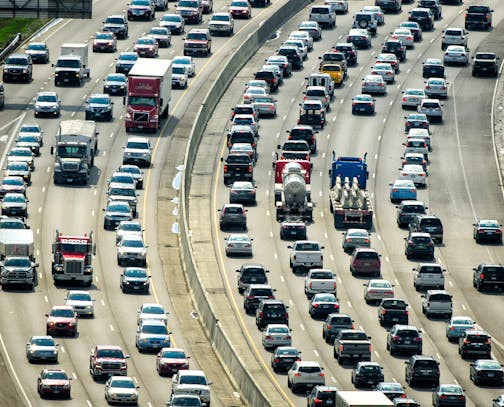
[390,179,417,203]
[445,316,475,342]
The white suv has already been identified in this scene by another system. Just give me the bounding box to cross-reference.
[171,370,212,406]
[287,361,325,393]
[309,5,336,28]
[441,27,468,50]
[123,136,152,167]
[413,263,445,290]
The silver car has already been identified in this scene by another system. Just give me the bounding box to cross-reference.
[361,74,386,95]
[363,279,395,304]
[324,0,348,14]
[408,128,431,150]
[116,220,143,243]
[401,88,426,109]
[443,45,469,65]
[441,27,467,50]
[251,96,277,117]
[159,13,185,35]
[105,376,139,405]
[136,319,171,351]
[342,229,371,252]
[304,86,330,111]
[424,77,448,99]
[34,91,60,118]
[117,234,147,266]
[262,324,292,350]
[65,290,95,317]
[26,336,58,363]
[370,63,395,83]
[287,361,325,392]
[289,31,313,51]
[225,234,253,256]
[7,147,34,170]
[298,21,322,41]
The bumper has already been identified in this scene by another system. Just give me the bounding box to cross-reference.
[122,282,149,292]
[158,364,188,375]
[47,326,77,336]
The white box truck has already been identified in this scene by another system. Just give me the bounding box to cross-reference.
[53,43,90,86]
[0,229,35,260]
[336,391,393,407]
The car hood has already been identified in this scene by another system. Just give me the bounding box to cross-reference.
[117,60,136,66]
[35,101,58,107]
[177,6,199,11]
[16,141,39,148]
[135,44,155,49]
[138,333,169,340]
[96,357,125,363]
[25,50,46,55]
[105,80,126,86]
[175,384,209,392]
[124,148,151,155]
[210,20,231,25]
[161,21,182,26]
[106,210,131,217]
[7,156,32,162]
[41,379,69,386]
[159,357,188,364]
[104,23,124,29]
[88,102,111,109]
[66,300,92,307]
[124,276,148,283]
[119,246,144,254]
[2,201,26,207]
[47,316,75,323]
[108,388,137,396]
[5,64,28,69]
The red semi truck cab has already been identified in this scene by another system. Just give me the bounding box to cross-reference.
[125,58,172,133]
[51,230,96,286]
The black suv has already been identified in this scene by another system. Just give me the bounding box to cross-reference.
[236,264,269,293]
[307,386,337,406]
[322,313,354,343]
[223,153,253,186]
[243,284,275,313]
[472,52,499,77]
[334,43,357,66]
[286,125,318,153]
[377,298,409,326]
[381,39,406,62]
[459,330,492,359]
[102,15,129,39]
[409,214,443,243]
[404,355,440,387]
[396,200,428,227]
[2,54,32,83]
[255,299,289,329]
[218,203,247,230]
[277,46,303,70]
[254,70,279,92]
[409,8,434,31]
[387,324,422,355]
[473,263,504,291]
[351,362,384,387]
[227,126,256,151]
[418,0,442,20]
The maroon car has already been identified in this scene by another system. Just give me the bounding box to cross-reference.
[37,368,71,399]
[46,306,78,337]
[350,248,381,277]
[0,176,26,198]
[134,36,159,58]
[156,347,190,376]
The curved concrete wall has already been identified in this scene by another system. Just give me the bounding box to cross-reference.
[178,0,310,405]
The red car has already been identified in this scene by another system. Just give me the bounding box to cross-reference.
[46,305,78,337]
[134,36,159,58]
[349,247,381,277]
[156,347,190,376]
[229,0,251,19]
[93,32,117,53]
[37,368,71,399]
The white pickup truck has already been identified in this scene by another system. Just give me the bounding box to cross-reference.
[288,240,324,274]
[304,269,337,298]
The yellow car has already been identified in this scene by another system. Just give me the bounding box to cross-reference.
[320,63,344,87]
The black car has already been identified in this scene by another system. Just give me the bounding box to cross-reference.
[470,359,504,385]
[120,267,150,293]
[236,263,268,293]
[465,5,493,30]
[473,263,504,292]
[405,355,440,387]
[387,324,422,355]
[351,362,384,387]
[270,346,301,372]
[473,219,502,244]
[458,330,492,359]
[381,39,406,62]
[103,73,127,96]
[308,293,339,318]
[404,232,435,260]
[306,386,337,406]
[280,221,307,240]
[255,299,289,329]
[377,298,409,326]
[85,93,113,121]
[286,125,317,153]
[243,284,275,313]
[418,0,442,20]
[115,52,138,74]
[254,69,279,92]
[409,8,434,31]
[322,313,354,344]
[351,94,375,115]
[334,43,357,66]
[422,58,445,78]
[218,203,247,230]
[472,52,499,77]
[432,384,466,407]
[374,382,407,401]
[229,181,256,205]
[277,46,303,70]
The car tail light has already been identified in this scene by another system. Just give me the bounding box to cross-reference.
[413,337,422,342]
[369,344,372,352]
[400,394,406,398]
[477,229,484,234]
[224,165,228,172]
[441,86,447,90]
[285,312,289,318]
[392,188,398,192]
[248,165,252,173]
[480,273,485,279]
[459,396,466,400]
[496,230,502,234]
[425,85,431,89]
[406,121,411,126]
[368,102,373,106]
[259,312,264,318]
[381,309,387,315]
[313,304,319,308]
[266,335,273,339]
[294,372,301,376]
[401,97,407,103]
[334,304,339,310]
[392,335,399,342]
[407,36,413,40]
[339,345,344,351]
[333,282,337,289]
[402,172,407,176]
[313,398,323,404]
[449,326,455,331]
[285,335,291,340]
[326,324,332,330]
[419,172,425,177]
[485,339,491,344]
[293,255,296,261]
[319,372,325,377]
[274,358,280,363]
[309,282,313,289]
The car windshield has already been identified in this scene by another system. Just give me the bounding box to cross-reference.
[161,350,186,358]
[27,43,46,50]
[119,54,137,61]
[96,349,124,358]
[44,371,68,380]
[179,375,207,385]
[231,1,248,5]
[299,366,321,373]
[150,28,167,35]
[137,38,155,45]
[187,33,208,41]
[120,223,142,232]
[212,15,230,21]
[33,338,55,346]
[6,57,28,65]
[250,288,272,296]
[354,95,372,102]
[0,220,25,228]
[355,251,378,260]
[163,14,182,22]
[105,17,125,24]
[9,149,31,156]
[20,125,40,133]
[123,239,144,248]
[68,293,91,301]
[429,294,451,302]
[380,383,403,391]
[51,308,74,318]
[179,0,199,6]
[37,95,57,103]
[406,90,424,96]
[106,74,125,82]
[141,324,167,335]
[110,188,136,197]
[173,67,186,75]
[96,33,113,39]
[111,379,135,388]
[108,203,130,213]
[382,300,406,309]
[2,178,23,186]
[125,268,147,278]
[89,96,109,105]
[3,195,25,203]
[229,235,249,242]
[56,59,80,68]
[143,306,164,314]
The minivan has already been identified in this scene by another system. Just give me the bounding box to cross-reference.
[236,264,269,293]
[350,247,381,277]
[396,200,427,227]
[413,262,445,290]
[409,214,443,243]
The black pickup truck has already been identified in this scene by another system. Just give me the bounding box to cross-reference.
[378,298,409,326]
[223,153,253,186]
[465,5,493,30]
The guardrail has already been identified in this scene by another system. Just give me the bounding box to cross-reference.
[0,32,21,63]
[178,0,310,406]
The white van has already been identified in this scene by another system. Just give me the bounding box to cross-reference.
[306,73,334,98]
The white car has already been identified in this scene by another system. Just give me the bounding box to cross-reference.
[401,88,426,109]
[65,290,94,317]
[424,77,448,99]
[363,279,394,304]
[137,303,168,325]
[404,138,429,159]
[243,86,268,104]
[361,74,386,95]
[26,336,59,363]
[443,45,469,66]
[298,21,322,41]
[399,164,427,187]
[117,234,147,267]
[245,79,269,93]
[262,324,292,350]
[407,128,432,151]
[7,147,34,170]
[289,30,313,51]
[418,98,443,123]
[441,27,468,50]
[370,63,395,83]
[115,221,143,244]
[391,28,414,48]
[287,361,325,393]
[105,376,139,405]
[172,55,195,77]
[283,39,308,60]
[172,64,189,88]
[225,234,253,256]
[34,91,61,118]
[362,5,384,25]
[122,136,152,168]
[231,114,259,136]
[324,0,348,14]
[172,370,212,406]
[208,12,234,36]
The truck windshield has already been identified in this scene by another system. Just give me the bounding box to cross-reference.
[56,59,80,68]
[128,96,157,107]
[60,243,89,253]
[57,146,86,158]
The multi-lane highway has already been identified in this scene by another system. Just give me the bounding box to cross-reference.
[190,0,504,405]
[0,0,292,404]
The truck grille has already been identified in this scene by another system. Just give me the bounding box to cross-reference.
[61,161,80,172]
[102,362,121,370]
[64,259,84,274]
[133,112,148,122]
[6,271,28,279]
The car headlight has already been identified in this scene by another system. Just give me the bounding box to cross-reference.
[140,338,148,343]
[123,280,130,285]
[85,305,92,309]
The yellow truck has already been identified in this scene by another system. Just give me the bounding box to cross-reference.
[319,63,344,87]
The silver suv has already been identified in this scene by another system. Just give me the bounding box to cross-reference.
[441,27,467,50]
[309,5,336,28]
[287,361,325,393]
[2,53,32,83]
[123,136,152,167]
[413,263,445,290]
